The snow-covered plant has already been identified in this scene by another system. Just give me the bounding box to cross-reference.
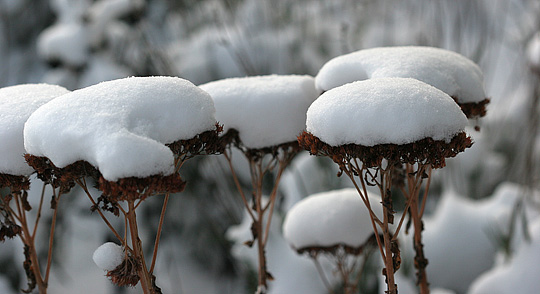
[316,46,489,125]
[299,78,472,294]
[312,46,489,294]
[200,75,319,293]
[283,188,382,294]
[23,76,221,294]
[0,83,70,294]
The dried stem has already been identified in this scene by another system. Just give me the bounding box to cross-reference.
[149,193,170,274]
[126,200,155,294]
[311,253,335,294]
[76,179,125,247]
[44,188,62,285]
[405,163,430,294]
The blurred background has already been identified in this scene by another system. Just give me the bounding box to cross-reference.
[1,0,539,293]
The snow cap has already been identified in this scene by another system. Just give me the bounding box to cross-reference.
[306,78,468,147]
[0,84,70,175]
[316,46,486,104]
[199,75,319,149]
[92,242,124,271]
[283,188,382,250]
[24,76,216,181]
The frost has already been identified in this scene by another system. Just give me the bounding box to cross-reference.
[200,75,319,149]
[0,84,70,175]
[316,46,486,103]
[306,77,468,147]
[92,242,124,271]
[283,188,382,250]
[24,76,216,181]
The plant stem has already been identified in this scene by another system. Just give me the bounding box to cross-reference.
[406,163,430,294]
[149,193,169,274]
[127,200,155,294]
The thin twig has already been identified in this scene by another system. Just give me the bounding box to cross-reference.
[76,179,125,247]
[32,183,47,239]
[149,193,170,274]
[44,189,62,284]
[224,151,256,221]
[311,254,335,294]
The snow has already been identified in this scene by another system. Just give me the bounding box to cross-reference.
[412,183,538,293]
[37,22,89,67]
[315,46,486,104]
[92,242,125,271]
[468,218,540,294]
[87,0,144,23]
[227,200,329,294]
[86,0,144,47]
[306,77,468,147]
[283,188,382,250]
[0,84,70,176]
[199,75,319,149]
[24,76,216,181]
[527,32,540,69]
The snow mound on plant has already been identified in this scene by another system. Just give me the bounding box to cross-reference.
[24,76,216,181]
[92,242,124,271]
[199,75,319,149]
[468,218,540,294]
[37,22,89,67]
[0,84,70,175]
[283,188,382,250]
[306,78,468,147]
[316,46,486,103]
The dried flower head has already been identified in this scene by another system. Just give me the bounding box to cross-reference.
[106,254,141,287]
[221,129,301,162]
[166,123,224,157]
[298,131,473,170]
[0,174,30,191]
[452,97,490,119]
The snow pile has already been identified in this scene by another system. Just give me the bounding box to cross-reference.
[92,242,124,271]
[315,46,486,104]
[37,22,89,67]
[227,201,329,294]
[86,0,145,47]
[199,75,319,149]
[0,84,70,175]
[527,32,540,70]
[306,78,468,147]
[283,188,382,250]
[468,217,540,294]
[414,183,537,293]
[24,76,216,181]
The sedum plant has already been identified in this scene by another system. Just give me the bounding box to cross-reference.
[200,75,319,293]
[283,188,382,294]
[298,77,472,294]
[0,84,70,294]
[23,77,222,294]
[313,46,489,293]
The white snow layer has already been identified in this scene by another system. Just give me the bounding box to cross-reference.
[199,75,319,149]
[37,22,89,67]
[24,76,216,181]
[92,242,124,271]
[283,188,382,250]
[468,218,540,294]
[315,46,486,103]
[0,84,70,175]
[527,32,540,69]
[306,78,468,147]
